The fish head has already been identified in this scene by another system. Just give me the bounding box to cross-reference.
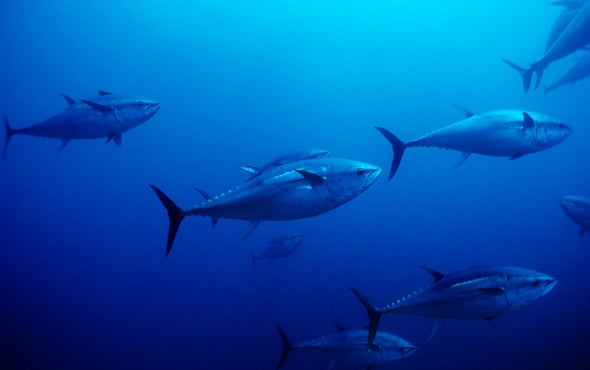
[560,195,590,219]
[374,333,418,361]
[502,267,557,309]
[534,116,573,148]
[112,96,161,128]
[323,160,381,200]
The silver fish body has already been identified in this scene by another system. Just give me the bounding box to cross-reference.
[351,265,557,345]
[150,157,381,255]
[275,325,416,369]
[376,109,572,180]
[4,91,160,155]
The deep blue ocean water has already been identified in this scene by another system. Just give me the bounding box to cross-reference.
[1,1,590,369]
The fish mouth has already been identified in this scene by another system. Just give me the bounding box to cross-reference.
[147,102,161,116]
[543,277,557,295]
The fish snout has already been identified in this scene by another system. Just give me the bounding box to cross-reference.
[542,276,557,296]
[359,165,381,181]
[401,345,418,357]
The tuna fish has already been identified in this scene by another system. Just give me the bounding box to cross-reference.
[150,157,381,256]
[234,149,330,180]
[560,195,590,235]
[545,1,586,52]
[251,233,304,270]
[376,108,572,180]
[544,50,590,95]
[350,266,557,345]
[503,0,590,92]
[275,323,417,370]
[3,91,160,156]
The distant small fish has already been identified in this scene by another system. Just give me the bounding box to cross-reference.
[275,322,417,370]
[544,50,590,95]
[251,233,303,270]
[350,265,557,345]
[376,107,572,180]
[503,0,590,92]
[234,149,330,180]
[560,195,590,235]
[150,158,380,256]
[3,91,160,157]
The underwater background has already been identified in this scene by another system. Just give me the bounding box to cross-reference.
[1,0,589,369]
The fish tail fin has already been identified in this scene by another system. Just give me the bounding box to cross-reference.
[348,287,383,346]
[275,324,293,369]
[375,126,406,180]
[501,58,534,93]
[149,184,185,256]
[533,65,545,90]
[3,116,15,158]
[251,250,257,271]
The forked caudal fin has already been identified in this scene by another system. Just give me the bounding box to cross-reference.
[3,116,15,158]
[501,58,545,93]
[375,126,406,180]
[149,184,185,256]
[275,324,294,369]
[348,287,383,346]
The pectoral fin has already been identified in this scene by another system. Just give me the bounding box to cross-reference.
[478,287,504,295]
[295,170,325,186]
[81,99,112,113]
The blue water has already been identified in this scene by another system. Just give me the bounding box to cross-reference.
[1,0,590,369]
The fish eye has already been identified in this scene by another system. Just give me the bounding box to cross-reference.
[356,168,366,175]
[532,279,541,286]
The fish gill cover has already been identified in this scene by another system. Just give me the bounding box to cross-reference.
[0,0,589,369]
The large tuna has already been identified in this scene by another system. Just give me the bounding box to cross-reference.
[350,266,557,345]
[376,107,572,180]
[3,91,160,156]
[503,0,590,92]
[275,323,416,370]
[150,157,380,256]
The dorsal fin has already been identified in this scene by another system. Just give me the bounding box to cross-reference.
[295,170,325,186]
[98,90,112,95]
[332,321,346,332]
[80,99,112,113]
[523,112,535,129]
[421,266,444,282]
[60,93,76,106]
[194,188,217,229]
[194,188,212,200]
[450,104,474,118]
[550,0,583,9]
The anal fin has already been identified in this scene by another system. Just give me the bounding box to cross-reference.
[57,139,70,153]
[241,220,260,240]
[454,152,471,168]
[107,133,122,147]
